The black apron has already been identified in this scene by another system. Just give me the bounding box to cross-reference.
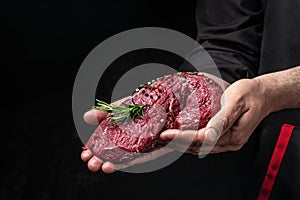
[179,0,300,199]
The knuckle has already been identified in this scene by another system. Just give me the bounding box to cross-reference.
[235,139,245,146]
[231,145,243,151]
[231,136,246,146]
[195,132,205,143]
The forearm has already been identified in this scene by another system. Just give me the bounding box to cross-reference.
[254,66,300,113]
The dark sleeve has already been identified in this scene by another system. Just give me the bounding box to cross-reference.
[258,0,300,74]
[181,0,263,83]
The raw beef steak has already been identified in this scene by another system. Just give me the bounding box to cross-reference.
[85,72,223,163]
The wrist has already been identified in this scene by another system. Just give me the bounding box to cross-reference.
[253,76,277,114]
[252,77,276,116]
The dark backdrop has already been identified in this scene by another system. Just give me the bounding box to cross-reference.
[3,1,197,199]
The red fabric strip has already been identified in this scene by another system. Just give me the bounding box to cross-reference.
[257,124,295,200]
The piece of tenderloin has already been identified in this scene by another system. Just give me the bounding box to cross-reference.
[85,72,223,163]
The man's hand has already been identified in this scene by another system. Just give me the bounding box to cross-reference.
[161,66,300,154]
[161,78,271,154]
[81,98,174,174]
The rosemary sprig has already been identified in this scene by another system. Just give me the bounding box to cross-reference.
[92,99,147,124]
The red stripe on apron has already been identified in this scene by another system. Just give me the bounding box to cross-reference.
[257,124,295,200]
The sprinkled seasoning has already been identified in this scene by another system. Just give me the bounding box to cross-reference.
[141,90,146,94]
[145,93,149,97]
[149,131,154,136]
[193,119,199,123]
[177,72,186,78]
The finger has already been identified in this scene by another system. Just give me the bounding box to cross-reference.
[209,144,243,153]
[102,147,174,173]
[83,109,107,125]
[81,149,93,162]
[198,105,243,157]
[201,110,260,154]
[160,128,205,143]
[188,144,215,155]
[160,129,180,140]
[204,104,245,143]
[231,108,262,138]
[161,129,207,154]
[160,129,199,152]
[83,96,131,125]
[87,156,103,172]
[215,133,232,146]
[188,142,240,154]
[216,107,263,147]
[101,162,117,174]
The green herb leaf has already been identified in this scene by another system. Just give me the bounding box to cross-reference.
[92,99,147,124]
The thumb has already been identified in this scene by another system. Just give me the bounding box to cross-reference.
[83,109,107,125]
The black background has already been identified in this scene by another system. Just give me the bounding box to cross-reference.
[3,1,199,199]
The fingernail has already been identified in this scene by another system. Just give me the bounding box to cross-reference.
[205,128,218,142]
[83,109,94,119]
[160,130,177,140]
[160,133,174,140]
[83,109,99,124]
